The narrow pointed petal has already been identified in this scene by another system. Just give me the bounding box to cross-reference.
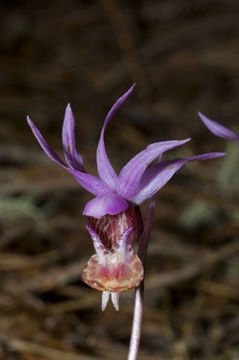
[111,292,120,311]
[27,116,66,167]
[102,291,110,311]
[119,138,191,199]
[96,84,135,189]
[62,104,84,170]
[198,112,239,142]
[28,116,109,197]
[68,168,111,196]
[83,192,128,217]
[131,152,226,204]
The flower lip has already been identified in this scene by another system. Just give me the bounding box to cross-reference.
[81,251,144,293]
[82,207,144,293]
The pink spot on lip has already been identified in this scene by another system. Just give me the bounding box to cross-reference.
[82,252,144,292]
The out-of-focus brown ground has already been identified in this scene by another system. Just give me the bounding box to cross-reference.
[0,1,239,359]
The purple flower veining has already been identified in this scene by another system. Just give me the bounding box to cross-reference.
[27,85,225,310]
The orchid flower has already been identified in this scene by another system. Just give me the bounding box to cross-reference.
[27,85,225,312]
[198,112,239,142]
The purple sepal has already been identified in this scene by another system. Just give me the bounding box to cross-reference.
[28,86,227,219]
[62,104,84,170]
[131,152,226,205]
[118,138,191,199]
[68,168,111,197]
[198,112,239,142]
[27,116,66,167]
[96,84,135,189]
[83,192,128,217]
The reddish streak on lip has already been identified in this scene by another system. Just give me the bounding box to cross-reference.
[82,206,144,292]
[87,206,138,250]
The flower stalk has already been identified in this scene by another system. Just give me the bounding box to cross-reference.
[128,195,156,360]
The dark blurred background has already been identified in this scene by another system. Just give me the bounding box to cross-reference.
[0,1,239,359]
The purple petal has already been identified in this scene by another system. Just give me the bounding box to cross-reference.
[83,192,128,217]
[130,152,226,205]
[27,116,109,197]
[27,116,66,167]
[198,112,239,142]
[118,138,191,199]
[68,168,111,196]
[62,104,84,170]
[96,84,135,189]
